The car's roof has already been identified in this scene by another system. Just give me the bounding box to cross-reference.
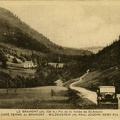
[99,86,115,88]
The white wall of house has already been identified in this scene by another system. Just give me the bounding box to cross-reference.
[48,62,64,68]
[57,63,64,68]
[23,61,34,68]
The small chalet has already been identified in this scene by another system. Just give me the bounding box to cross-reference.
[54,79,63,87]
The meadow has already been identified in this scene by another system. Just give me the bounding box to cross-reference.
[0,86,79,109]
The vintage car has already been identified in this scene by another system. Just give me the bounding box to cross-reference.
[97,86,118,109]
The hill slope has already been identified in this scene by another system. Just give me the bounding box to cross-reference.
[91,38,120,70]
[0,7,92,56]
[73,37,120,92]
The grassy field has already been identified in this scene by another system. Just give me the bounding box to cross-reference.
[0,86,80,109]
[75,71,100,89]
[0,86,98,109]
[0,61,36,78]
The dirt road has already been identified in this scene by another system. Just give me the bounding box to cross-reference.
[70,70,120,109]
[70,70,97,104]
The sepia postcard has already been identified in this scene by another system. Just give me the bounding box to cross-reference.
[0,0,120,120]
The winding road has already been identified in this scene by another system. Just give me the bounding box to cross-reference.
[69,70,120,109]
[70,70,97,104]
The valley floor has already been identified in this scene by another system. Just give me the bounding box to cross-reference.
[0,86,99,109]
[0,66,120,109]
[0,86,78,109]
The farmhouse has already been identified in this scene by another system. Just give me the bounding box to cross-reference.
[23,61,37,68]
[48,62,65,68]
[48,62,57,68]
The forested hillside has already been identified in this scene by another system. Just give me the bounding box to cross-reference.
[91,37,120,70]
[74,37,120,92]
[0,7,92,56]
[0,7,93,88]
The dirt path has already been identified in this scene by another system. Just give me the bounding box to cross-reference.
[70,70,97,104]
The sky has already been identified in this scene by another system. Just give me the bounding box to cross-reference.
[1,1,120,48]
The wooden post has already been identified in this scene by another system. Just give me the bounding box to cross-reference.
[14,79,17,93]
[51,89,54,97]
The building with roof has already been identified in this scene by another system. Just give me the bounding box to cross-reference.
[48,62,65,68]
[23,61,37,69]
